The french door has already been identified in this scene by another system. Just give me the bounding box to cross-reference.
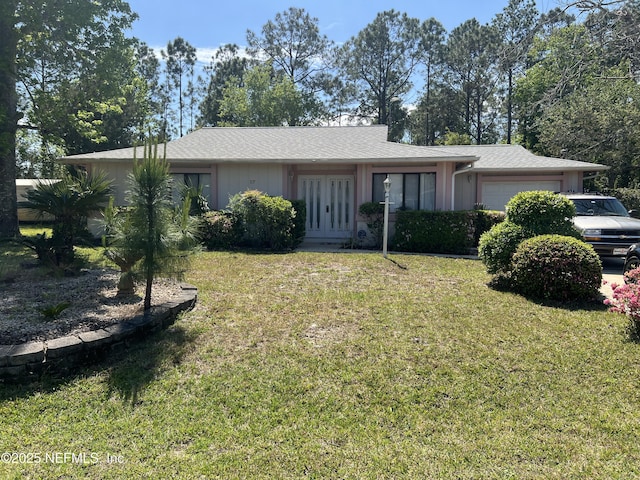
[298,175,354,239]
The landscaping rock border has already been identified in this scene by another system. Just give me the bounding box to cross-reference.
[0,283,197,382]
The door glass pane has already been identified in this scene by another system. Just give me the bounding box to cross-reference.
[304,180,312,228]
[315,180,321,229]
[345,180,350,226]
[330,180,335,229]
[338,180,343,229]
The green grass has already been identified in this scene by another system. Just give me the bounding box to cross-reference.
[1,249,639,479]
[0,226,109,281]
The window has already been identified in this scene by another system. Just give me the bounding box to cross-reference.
[372,173,436,212]
[172,173,211,204]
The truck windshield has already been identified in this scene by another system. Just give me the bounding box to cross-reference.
[572,199,629,216]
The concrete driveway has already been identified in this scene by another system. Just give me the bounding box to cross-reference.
[601,257,625,300]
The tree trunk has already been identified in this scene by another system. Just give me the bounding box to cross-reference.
[0,1,20,239]
[144,200,154,311]
[507,68,513,145]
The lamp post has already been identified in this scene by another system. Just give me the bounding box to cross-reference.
[382,175,391,258]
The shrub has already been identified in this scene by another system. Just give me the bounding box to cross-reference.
[473,210,506,246]
[358,202,385,248]
[506,190,578,237]
[480,191,583,286]
[511,235,602,301]
[393,210,476,254]
[290,199,307,247]
[201,211,242,250]
[228,190,297,251]
[478,222,528,274]
[389,210,504,254]
[256,195,297,250]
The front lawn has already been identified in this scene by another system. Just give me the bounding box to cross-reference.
[1,250,638,479]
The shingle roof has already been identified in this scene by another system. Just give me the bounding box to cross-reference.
[436,144,608,172]
[62,126,476,164]
[61,126,608,173]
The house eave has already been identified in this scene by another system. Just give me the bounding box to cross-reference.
[469,165,610,174]
[61,155,479,165]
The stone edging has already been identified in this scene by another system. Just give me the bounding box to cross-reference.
[0,284,197,382]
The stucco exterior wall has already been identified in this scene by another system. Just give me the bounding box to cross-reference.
[88,162,132,205]
[216,164,284,209]
[454,172,478,211]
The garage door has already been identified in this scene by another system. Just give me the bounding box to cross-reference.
[481,181,561,211]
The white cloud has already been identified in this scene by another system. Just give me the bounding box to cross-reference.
[149,45,251,68]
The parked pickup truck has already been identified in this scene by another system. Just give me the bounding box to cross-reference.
[564,193,640,256]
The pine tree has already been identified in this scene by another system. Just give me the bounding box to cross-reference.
[128,141,178,310]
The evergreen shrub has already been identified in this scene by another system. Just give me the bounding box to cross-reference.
[228,190,297,251]
[201,211,242,250]
[511,234,602,301]
[390,210,504,254]
[505,190,578,237]
[202,193,304,251]
[478,222,528,274]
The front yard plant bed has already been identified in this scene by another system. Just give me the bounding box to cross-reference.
[0,284,197,381]
[1,251,638,479]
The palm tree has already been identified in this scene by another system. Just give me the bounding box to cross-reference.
[21,168,112,266]
[102,198,143,295]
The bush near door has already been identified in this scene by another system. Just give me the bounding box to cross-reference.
[201,191,304,252]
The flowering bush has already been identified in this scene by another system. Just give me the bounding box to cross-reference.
[623,267,640,285]
[605,267,640,334]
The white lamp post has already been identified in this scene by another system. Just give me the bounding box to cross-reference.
[382,175,391,258]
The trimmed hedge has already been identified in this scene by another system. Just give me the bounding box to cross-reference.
[478,222,528,274]
[511,235,602,301]
[506,190,578,237]
[392,210,504,254]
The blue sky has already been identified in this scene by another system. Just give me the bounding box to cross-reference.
[125,0,560,65]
